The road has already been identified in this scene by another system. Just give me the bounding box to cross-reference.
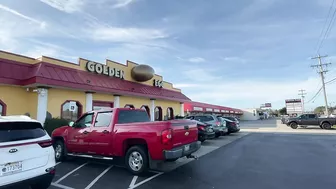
[137,132,336,189]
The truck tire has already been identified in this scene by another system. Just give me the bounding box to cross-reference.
[125,146,149,175]
[320,125,323,129]
[322,122,332,130]
[290,122,298,129]
[54,140,67,162]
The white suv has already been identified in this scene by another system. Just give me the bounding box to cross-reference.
[0,116,56,189]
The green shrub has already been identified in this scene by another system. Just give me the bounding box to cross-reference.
[44,118,69,136]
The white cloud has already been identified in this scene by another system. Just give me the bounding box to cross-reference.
[89,27,167,42]
[0,4,46,28]
[39,0,84,13]
[187,57,205,63]
[112,0,136,8]
[174,83,201,88]
[184,69,222,82]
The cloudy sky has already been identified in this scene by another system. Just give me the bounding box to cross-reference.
[1,0,336,110]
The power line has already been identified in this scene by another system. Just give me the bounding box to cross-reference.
[306,87,322,103]
[315,0,335,54]
[316,0,336,54]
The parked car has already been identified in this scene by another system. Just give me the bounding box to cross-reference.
[220,117,240,133]
[52,108,201,175]
[186,115,227,137]
[0,116,56,189]
[223,116,240,125]
[281,115,289,124]
[286,113,336,129]
[192,120,216,142]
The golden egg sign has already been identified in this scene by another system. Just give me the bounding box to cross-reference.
[131,65,155,82]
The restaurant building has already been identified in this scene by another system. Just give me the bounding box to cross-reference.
[0,51,191,124]
[184,101,243,117]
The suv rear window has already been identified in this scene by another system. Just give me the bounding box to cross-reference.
[0,122,46,143]
[194,116,214,122]
[117,110,150,124]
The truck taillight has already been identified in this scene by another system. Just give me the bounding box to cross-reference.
[161,129,173,145]
[38,140,53,148]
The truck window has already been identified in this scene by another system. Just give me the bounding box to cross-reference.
[117,110,150,124]
[308,114,317,119]
[75,113,93,128]
[95,111,113,127]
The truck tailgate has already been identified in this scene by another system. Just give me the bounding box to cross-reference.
[170,120,198,148]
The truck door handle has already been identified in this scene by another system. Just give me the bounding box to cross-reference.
[102,130,109,134]
[83,131,89,134]
[184,126,189,130]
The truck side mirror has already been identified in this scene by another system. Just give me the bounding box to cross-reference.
[69,121,75,127]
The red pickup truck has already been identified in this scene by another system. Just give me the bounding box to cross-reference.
[51,108,201,174]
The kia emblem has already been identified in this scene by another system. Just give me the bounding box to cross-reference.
[9,148,18,153]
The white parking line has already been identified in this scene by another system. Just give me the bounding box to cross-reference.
[51,183,75,189]
[56,162,62,166]
[54,162,88,184]
[84,165,113,189]
[129,176,138,188]
[129,172,164,189]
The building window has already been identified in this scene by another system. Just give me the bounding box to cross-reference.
[93,101,113,110]
[61,100,83,121]
[155,106,162,121]
[167,107,174,120]
[0,100,7,116]
[141,105,150,116]
[124,104,135,108]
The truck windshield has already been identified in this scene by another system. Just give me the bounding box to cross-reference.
[117,110,150,124]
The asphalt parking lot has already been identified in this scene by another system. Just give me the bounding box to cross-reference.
[45,133,248,189]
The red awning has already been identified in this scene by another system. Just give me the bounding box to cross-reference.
[0,58,191,102]
[184,101,242,114]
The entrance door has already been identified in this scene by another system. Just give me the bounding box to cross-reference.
[88,111,114,156]
[93,101,113,110]
[66,113,93,153]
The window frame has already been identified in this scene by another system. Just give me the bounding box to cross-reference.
[74,113,94,128]
[154,106,163,121]
[124,104,135,108]
[140,105,150,116]
[166,107,174,120]
[60,100,83,121]
[0,99,7,116]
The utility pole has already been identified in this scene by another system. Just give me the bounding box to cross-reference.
[311,54,331,116]
[298,89,307,113]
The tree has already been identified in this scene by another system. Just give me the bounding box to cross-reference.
[279,107,286,115]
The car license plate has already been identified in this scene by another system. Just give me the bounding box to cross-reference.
[1,162,23,176]
[184,145,190,151]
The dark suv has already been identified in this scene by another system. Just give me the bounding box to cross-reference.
[186,115,228,137]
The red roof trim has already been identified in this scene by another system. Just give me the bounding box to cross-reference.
[0,58,191,102]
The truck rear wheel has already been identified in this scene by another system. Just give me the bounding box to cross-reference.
[125,146,149,175]
[290,122,298,129]
[322,122,332,130]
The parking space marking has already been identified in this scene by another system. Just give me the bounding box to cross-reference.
[54,162,88,184]
[56,162,62,166]
[51,183,75,189]
[84,165,113,189]
[129,176,138,188]
[129,172,163,189]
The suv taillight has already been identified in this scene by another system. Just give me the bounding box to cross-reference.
[38,140,53,148]
[161,129,173,145]
[216,121,220,126]
[198,126,205,131]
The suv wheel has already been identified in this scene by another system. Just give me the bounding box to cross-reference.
[322,122,332,130]
[54,140,66,162]
[290,122,298,129]
[125,146,148,175]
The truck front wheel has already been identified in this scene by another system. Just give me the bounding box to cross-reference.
[290,122,298,129]
[54,140,67,162]
[322,122,332,130]
[125,146,149,175]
